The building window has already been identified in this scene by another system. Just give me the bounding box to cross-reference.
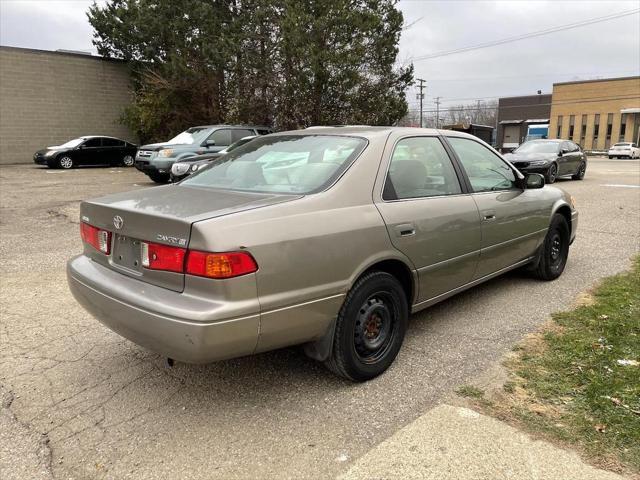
[606,113,613,148]
[557,116,563,138]
[568,115,575,139]
[592,114,600,149]
[580,115,586,147]
[619,113,627,141]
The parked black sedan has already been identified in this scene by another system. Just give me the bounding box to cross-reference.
[503,139,587,184]
[33,136,138,169]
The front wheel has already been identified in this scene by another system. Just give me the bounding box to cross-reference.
[325,271,408,381]
[530,214,570,281]
[545,163,558,184]
[58,156,74,169]
[572,162,586,180]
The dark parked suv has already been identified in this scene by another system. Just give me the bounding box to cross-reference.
[135,125,272,183]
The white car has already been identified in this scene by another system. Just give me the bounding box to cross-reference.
[608,142,639,159]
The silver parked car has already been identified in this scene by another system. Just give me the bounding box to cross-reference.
[68,127,578,381]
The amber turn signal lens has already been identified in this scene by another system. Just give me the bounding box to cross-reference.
[185,251,258,279]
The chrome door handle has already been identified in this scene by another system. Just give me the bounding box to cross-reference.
[395,223,416,237]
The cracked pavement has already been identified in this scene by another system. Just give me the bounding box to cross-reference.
[0,159,638,479]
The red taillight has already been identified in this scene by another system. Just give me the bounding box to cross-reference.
[80,222,111,254]
[185,251,258,279]
[141,241,186,273]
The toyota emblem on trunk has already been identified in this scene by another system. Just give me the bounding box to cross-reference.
[113,215,124,229]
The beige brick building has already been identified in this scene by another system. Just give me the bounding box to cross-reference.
[548,76,640,151]
[0,46,136,164]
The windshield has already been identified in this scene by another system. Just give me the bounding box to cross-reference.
[56,138,84,148]
[613,143,631,147]
[514,141,560,154]
[182,135,367,194]
[167,127,211,145]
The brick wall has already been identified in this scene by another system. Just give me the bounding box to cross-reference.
[548,76,640,150]
[0,46,136,164]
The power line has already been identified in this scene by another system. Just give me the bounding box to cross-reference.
[411,8,640,62]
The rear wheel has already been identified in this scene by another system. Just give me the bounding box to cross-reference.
[122,154,135,167]
[545,163,558,184]
[572,162,586,180]
[58,156,74,169]
[531,214,570,281]
[325,271,408,381]
[147,172,170,183]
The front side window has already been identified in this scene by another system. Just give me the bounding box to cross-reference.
[209,129,233,146]
[84,138,102,148]
[448,137,517,193]
[383,137,462,200]
[182,135,366,194]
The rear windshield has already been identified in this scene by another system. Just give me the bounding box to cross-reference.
[514,141,560,154]
[613,143,631,147]
[181,135,367,194]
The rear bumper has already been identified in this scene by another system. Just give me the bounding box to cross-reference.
[67,255,259,363]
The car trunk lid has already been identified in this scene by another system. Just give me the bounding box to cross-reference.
[80,185,299,292]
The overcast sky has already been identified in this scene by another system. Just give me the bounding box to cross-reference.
[1,0,639,113]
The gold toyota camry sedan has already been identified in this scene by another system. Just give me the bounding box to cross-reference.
[67,127,578,381]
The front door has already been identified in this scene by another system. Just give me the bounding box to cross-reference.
[445,136,548,279]
[375,136,481,304]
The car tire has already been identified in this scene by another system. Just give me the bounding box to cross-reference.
[122,155,135,167]
[147,172,170,183]
[545,163,558,184]
[572,162,586,180]
[324,271,408,382]
[608,155,614,159]
[530,214,570,281]
[58,156,74,169]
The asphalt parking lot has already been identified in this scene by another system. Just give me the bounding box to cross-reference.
[1,158,639,479]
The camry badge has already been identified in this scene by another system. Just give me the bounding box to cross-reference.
[113,215,124,230]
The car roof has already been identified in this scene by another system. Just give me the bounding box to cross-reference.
[273,126,445,139]
[189,125,271,129]
[79,135,126,140]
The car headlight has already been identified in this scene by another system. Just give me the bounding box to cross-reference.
[158,149,174,158]
[171,163,189,175]
[45,150,57,157]
[190,164,200,172]
[528,160,549,166]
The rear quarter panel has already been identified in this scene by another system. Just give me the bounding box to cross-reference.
[189,132,413,352]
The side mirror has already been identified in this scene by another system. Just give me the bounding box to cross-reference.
[559,149,568,156]
[204,139,216,146]
[525,173,545,189]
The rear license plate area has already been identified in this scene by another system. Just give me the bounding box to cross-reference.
[112,234,142,272]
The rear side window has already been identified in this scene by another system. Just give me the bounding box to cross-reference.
[383,137,462,200]
[257,129,272,135]
[448,137,516,193]
[84,138,102,147]
[231,129,255,142]
[103,138,124,147]
[209,129,232,146]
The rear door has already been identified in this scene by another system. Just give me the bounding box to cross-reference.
[445,136,548,278]
[375,135,481,304]
[102,137,125,164]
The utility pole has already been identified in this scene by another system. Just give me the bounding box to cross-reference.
[435,96,441,128]
[416,78,426,128]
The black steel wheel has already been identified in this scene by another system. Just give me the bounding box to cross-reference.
[325,271,408,381]
[531,214,570,281]
[572,162,586,180]
[545,163,557,184]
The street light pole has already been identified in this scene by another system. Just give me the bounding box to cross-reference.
[416,78,426,128]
